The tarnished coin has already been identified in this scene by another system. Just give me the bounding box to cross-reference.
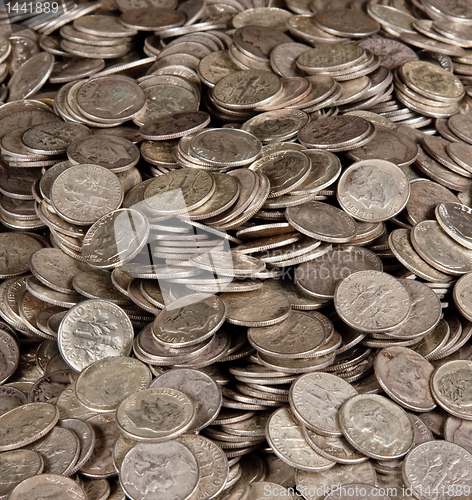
[335,270,410,333]
[9,474,86,500]
[0,386,26,417]
[0,329,19,385]
[152,295,226,347]
[76,75,145,123]
[25,426,80,476]
[213,70,282,109]
[436,202,472,251]
[453,273,472,322]
[120,7,185,31]
[296,462,376,500]
[0,402,59,451]
[73,270,130,305]
[51,165,123,226]
[444,416,472,453]
[81,413,120,478]
[75,357,151,412]
[177,434,229,500]
[144,169,215,214]
[412,220,472,275]
[67,135,140,172]
[21,122,91,155]
[151,368,222,431]
[266,407,335,471]
[190,251,266,277]
[337,159,409,222]
[287,201,357,243]
[116,387,195,441]
[140,111,211,140]
[290,372,357,436]
[58,418,96,475]
[339,394,414,459]
[0,449,44,499]
[403,441,472,500]
[431,360,472,418]
[189,128,262,167]
[120,441,199,500]
[8,52,55,102]
[58,299,134,372]
[374,347,436,412]
[248,311,326,359]
[298,116,375,152]
[82,209,150,269]
[0,233,43,279]
[220,285,291,327]
[314,8,379,37]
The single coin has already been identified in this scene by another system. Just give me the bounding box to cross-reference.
[431,360,472,415]
[82,209,150,269]
[21,122,91,155]
[403,441,472,500]
[374,347,436,412]
[447,142,472,173]
[347,127,419,167]
[436,202,472,251]
[335,270,410,333]
[266,407,335,471]
[67,135,139,172]
[177,434,229,500]
[213,70,282,109]
[385,280,442,340]
[51,165,123,226]
[220,286,291,327]
[190,128,262,167]
[116,387,195,441]
[0,232,48,278]
[448,114,472,144]
[296,43,365,73]
[58,299,134,372]
[400,61,464,102]
[298,115,374,152]
[412,220,472,275]
[9,474,86,500]
[0,449,44,498]
[453,273,472,322]
[76,76,145,123]
[151,368,222,431]
[25,426,80,476]
[140,111,210,140]
[339,394,414,459]
[0,328,19,384]
[144,169,215,214]
[0,402,59,452]
[81,413,120,478]
[120,441,199,500]
[314,8,379,37]
[249,150,311,198]
[248,311,326,359]
[0,386,27,417]
[444,416,472,453]
[73,270,130,305]
[75,357,151,412]
[120,7,185,31]
[74,14,138,37]
[290,372,358,436]
[286,201,357,243]
[152,294,226,347]
[8,52,55,102]
[233,25,293,61]
[247,482,296,500]
[337,159,409,222]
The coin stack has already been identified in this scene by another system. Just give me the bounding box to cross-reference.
[2,0,472,499]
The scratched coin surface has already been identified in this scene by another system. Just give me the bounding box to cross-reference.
[120,441,199,500]
[290,372,358,436]
[58,299,134,372]
[0,449,44,498]
[8,474,87,500]
[339,394,414,459]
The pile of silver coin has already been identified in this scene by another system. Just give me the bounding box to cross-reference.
[2,0,472,499]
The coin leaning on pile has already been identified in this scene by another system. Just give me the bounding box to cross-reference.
[2,0,472,499]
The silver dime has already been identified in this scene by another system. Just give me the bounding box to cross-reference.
[0,449,44,499]
[58,299,134,372]
[120,441,199,500]
[339,394,414,459]
[9,474,86,500]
